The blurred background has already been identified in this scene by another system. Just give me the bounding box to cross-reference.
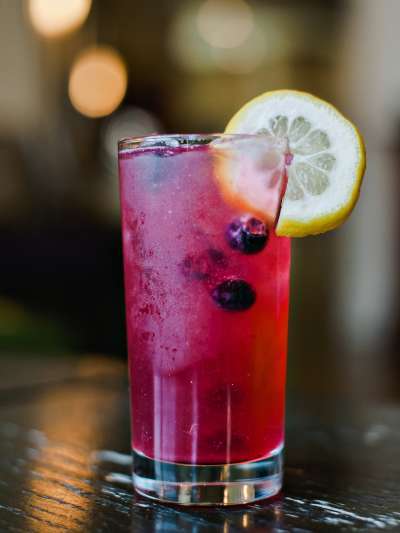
[0,0,399,406]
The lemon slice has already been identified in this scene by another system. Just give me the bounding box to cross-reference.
[224,90,366,237]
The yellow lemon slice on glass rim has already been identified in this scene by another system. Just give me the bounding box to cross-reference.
[223,89,366,237]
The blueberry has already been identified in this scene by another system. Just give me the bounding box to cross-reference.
[180,254,210,281]
[211,279,256,311]
[207,248,228,268]
[226,216,268,254]
[180,249,227,281]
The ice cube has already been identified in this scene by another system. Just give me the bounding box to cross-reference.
[211,134,288,227]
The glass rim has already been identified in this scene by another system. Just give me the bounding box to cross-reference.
[118,132,263,152]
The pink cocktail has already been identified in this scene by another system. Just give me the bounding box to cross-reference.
[118,134,290,505]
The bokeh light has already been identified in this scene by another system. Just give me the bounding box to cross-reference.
[169,2,281,76]
[168,4,214,74]
[169,2,262,75]
[28,0,91,38]
[99,107,163,218]
[68,46,128,119]
[102,106,162,161]
[196,0,254,49]
[211,28,266,74]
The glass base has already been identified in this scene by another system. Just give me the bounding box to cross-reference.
[132,448,283,506]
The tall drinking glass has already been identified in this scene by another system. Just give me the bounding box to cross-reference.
[118,134,290,505]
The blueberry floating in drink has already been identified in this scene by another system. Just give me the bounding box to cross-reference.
[212,279,256,311]
[180,254,209,281]
[207,247,228,267]
[226,215,269,254]
[180,248,227,281]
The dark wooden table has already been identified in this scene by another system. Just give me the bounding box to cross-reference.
[0,354,399,532]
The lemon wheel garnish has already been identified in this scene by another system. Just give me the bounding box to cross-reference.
[225,89,366,237]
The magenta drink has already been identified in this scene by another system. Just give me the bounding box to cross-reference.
[118,134,290,505]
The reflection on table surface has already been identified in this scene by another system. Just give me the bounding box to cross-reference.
[0,354,399,532]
